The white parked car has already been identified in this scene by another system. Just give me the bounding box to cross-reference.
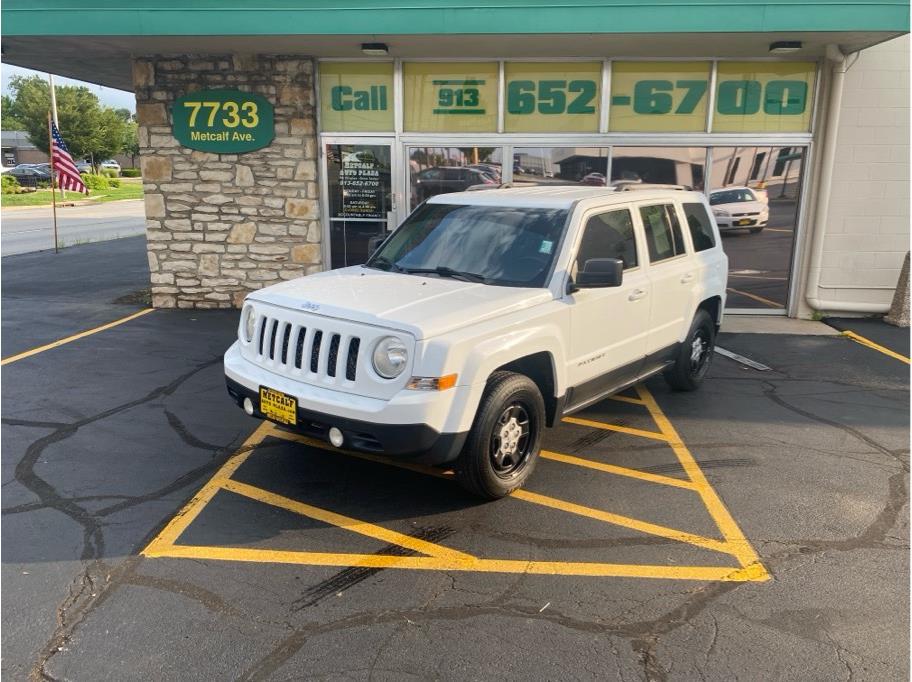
[100,159,121,174]
[225,187,727,498]
[708,186,769,233]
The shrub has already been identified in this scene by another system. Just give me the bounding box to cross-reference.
[121,168,141,178]
[101,168,119,178]
[80,173,110,191]
[108,178,121,188]
[1,175,19,194]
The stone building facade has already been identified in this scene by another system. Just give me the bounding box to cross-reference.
[133,54,322,309]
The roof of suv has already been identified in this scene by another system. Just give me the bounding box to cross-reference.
[426,185,706,209]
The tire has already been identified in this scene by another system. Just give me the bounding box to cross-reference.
[663,309,715,391]
[456,371,545,499]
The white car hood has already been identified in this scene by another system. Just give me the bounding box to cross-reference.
[714,200,767,214]
[247,266,552,340]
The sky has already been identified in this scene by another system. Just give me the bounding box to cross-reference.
[1,63,135,112]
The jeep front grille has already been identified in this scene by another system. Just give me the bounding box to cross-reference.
[254,315,361,383]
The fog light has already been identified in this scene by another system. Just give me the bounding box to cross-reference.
[328,427,344,447]
[243,397,254,415]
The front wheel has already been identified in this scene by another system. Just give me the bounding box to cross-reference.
[663,310,716,391]
[456,371,544,499]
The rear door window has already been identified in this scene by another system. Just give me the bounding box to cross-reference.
[639,204,686,263]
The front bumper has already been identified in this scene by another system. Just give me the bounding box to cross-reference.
[224,343,470,465]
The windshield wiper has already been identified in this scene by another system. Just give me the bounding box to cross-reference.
[401,266,489,284]
[367,256,404,273]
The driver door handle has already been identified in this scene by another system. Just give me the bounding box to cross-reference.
[680,273,695,284]
[628,288,648,301]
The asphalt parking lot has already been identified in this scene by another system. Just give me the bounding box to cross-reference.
[2,239,909,680]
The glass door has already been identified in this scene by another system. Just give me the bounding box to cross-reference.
[323,139,398,269]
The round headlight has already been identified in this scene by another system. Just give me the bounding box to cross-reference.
[241,304,256,343]
[372,336,408,379]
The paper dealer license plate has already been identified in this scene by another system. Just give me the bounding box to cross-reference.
[259,386,297,425]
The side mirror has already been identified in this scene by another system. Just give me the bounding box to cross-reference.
[576,258,624,288]
[366,233,388,257]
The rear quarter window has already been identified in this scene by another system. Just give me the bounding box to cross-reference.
[682,202,716,252]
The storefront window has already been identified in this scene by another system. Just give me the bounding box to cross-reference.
[709,145,805,309]
[503,62,602,133]
[512,147,609,186]
[609,62,711,132]
[408,146,503,210]
[326,143,393,269]
[610,146,706,191]
[318,62,394,132]
[712,62,816,133]
[403,62,499,132]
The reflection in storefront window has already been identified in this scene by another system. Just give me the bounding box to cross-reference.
[610,146,705,191]
[408,146,503,209]
[511,147,609,186]
[710,146,805,310]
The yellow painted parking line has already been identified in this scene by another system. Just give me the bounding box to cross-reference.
[222,479,476,563]
[540,450,696,490]
[1,308,155,366]
[636,385,766,573]
[143,421,274,556]
[841,330,910,365]
[563,415,669,441]
[725,287,782,309]
[144,380,768,582]
[606,394,646,406]
[153,544,767,581]
[513,489,737,556]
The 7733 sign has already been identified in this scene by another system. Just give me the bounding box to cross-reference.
[172,90,274,153]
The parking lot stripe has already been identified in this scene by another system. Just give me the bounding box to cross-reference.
[562,415,669,441]
[841,330,910,365]
[637,386,767,576]
[1,308,155,366]
[143,421,274,557]
[540,450,697,490]
[513,489,737,556]
[606,394,646,406]
[725,287,782,308]
[222,479,476,563]
[152,544,766,581]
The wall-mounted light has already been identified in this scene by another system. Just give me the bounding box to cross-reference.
[361,43,389,56]
[769,41,802,54]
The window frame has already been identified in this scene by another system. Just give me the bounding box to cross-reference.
[637,202,690,265]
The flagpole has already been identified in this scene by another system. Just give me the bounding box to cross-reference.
[48,73,66,200]
[47,112,59,254]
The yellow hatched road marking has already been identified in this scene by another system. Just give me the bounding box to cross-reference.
[1,308,155,366]
[151,544,767,581]
[562,415,669,441]
[512,489,737,556]
[143,381,768,582]
[841,330,910,365]
[606,394,646,406]
[636,385,766,573]
[540,450,696,490]
[222,479,475,562]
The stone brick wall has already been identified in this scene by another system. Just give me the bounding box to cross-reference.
[133,54,322,309]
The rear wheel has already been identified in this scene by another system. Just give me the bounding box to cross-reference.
[456,371,544,499]
[663,310,715,391]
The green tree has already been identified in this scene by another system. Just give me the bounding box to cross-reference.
[1,95,25,130]
[121,119,139,167]
[4,75,129,163]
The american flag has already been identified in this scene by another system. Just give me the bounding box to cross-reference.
[50,122,88,194]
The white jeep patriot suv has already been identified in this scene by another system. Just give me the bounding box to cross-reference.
[225,187,727,499]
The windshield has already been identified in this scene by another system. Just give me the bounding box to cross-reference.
[366,203,569,287]
[710,189,755,205]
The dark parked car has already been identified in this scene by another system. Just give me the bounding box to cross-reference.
[3,165,52,188]
[414,166,497,202]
